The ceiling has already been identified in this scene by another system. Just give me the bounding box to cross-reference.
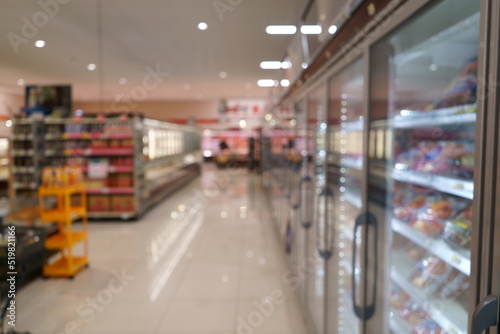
[0,0,307,102]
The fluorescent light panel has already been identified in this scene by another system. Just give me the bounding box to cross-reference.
[301,25,322,34]
[257,79,277,87]
[266,25,297,35]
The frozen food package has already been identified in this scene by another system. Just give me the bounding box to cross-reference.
[443,207,473,249]
[411,319,444,334]
[390,287,412,310]
[409,256,452,293]
[399,307,428,326]
[437,269,470,309]
[392,186,437,222]
[409,215,444,237]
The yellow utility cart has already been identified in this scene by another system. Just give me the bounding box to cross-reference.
[38,183,88,278]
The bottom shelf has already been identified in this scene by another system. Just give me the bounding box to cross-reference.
[87,211,136,220]
[43,256,88,278]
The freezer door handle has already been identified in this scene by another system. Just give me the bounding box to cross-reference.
[351,212,378,320]
[471,295,498,334]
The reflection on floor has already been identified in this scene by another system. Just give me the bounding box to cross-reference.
[17,164,309,334]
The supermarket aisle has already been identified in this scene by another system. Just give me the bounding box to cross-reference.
[16,163,309,334]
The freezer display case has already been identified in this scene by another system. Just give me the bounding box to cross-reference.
[368,1,480,333]
[326,56,365,334]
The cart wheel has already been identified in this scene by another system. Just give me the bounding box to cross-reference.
[42,276,49,280]
[69,276,74,280]
[85,264,89,269]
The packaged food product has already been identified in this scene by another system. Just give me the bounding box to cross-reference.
[399,307,428,325]
[390,287,412,310]
[409,256,452,293]
[437,269,470,308]
[409,216,444,237]
[411,319,444,334]
[443,207,473,249]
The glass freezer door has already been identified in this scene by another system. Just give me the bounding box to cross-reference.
[326,57,365,334]
[367,1,480,333]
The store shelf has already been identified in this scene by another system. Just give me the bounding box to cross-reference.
[82,165,134,173]
[12,149,35,156]
[391,169,473,199]
[392,219,471,275]
[45,133,134,140]
[12,134,34,140]
[86,187,134,195]
[391,253,468,334]
[13,182,38,189]
[87,211,136,219]
[39,183,86,196]
[46,148,135,156]
[43,256,88,277]
[394,105,476,128]
[13,166,36,174]
[389,310,414,334]
[45,232,87,250]
[142,153,185,168]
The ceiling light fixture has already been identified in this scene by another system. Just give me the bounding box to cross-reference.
[281,79,290,87]
[257,79,277,87]
[34,40,45,48]
[302,62,308,69]
[5,120,12,128]
[329,25,338,34]
[219,71,228,78]
[87,63,97,71]
[239,119,247,128]
[17,79,25,86]
[281,61,292,69]
[301,25,322,34]
[119,78,127,85]
[266,25,297,35]
[260,61,282,70]
[198,22,208,30]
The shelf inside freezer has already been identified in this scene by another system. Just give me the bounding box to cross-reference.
[391,169,473,199]
[389,310,414,334]
[392,219,471,275]
[391,253,468,334]
[394,104,476,128]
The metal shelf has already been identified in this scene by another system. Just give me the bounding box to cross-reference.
[45,133,134,140]
[391,169,473,199]
[391,253,468,334]
[86,187,135,195]
[81,165,134,173]
[392,218,471,275]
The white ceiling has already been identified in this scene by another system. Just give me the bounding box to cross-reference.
[0,0,307,102]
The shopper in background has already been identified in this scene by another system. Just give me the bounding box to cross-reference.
[216,137,230,167]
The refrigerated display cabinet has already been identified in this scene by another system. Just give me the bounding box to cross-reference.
[262,0,500,333]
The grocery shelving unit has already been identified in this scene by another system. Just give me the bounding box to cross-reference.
[9,115,201,220]
[39,183,88,278]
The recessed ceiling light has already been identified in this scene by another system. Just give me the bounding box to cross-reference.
[266,25,297,35]
[5,120,12,128]
[239,119,247,128]
[281,79,290,87]
[260,61,282,70]
[17,79,25,86]
[87,63,97,71]
[302,62,308,69]
[281,61,292,69]
[301,25,322,34]
[219,71,228,78]
[265,114,272,121]
[257,79,276,87]
[119,78,127,85]
[34,40,45,48]
[329,25,338,34]
[198,22,208,30]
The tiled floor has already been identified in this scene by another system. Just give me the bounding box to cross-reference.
[16,164,309,334]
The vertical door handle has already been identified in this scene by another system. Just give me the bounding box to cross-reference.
[471,295,498,334]
[351,212,378,320]
[317,187,334,260]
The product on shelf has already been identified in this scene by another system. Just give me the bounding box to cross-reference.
[443,207,473,249]
[395,141,474,178]
[409,255,452,293]
[398,307,428,326]
[411,319,444,334]
[42,166,83,187]
[436,269,470,309]
[87,195,110,212]
[390,287,412,310]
